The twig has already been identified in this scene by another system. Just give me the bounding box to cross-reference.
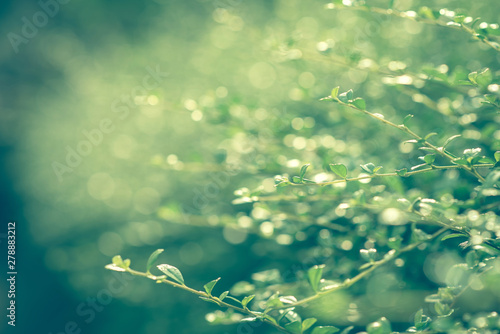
[274,227,448,309]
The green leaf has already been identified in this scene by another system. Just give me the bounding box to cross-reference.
[146,249,164,273]
[434,302,453,317]
[299,164,310,182]
[414,309,430,330]
[350,97,366,110]
[414,308,423,324]
[403,114,414,127]
[308,264,325,292]
[279,296,298,304]
[105,263,127,272]
[476,68,492,88]
[340,326,354,334]
[477,157,495,164]
[468,71,478,84]
[110,255,130,271]
[388,0,395,9]
[242,295,255,308]
[338,91,349,103]
[367,317,392,334]
[204,277,221,296]
[494,151,500,162]
[396,168,408,177]
[331,86,340,98]
[311,326,340,334]
[346,89,354,101]
[443,135,461,148]
[418,6,438,20]
[360,163,382,174]
[441,233,467,241]
[276,180,292,188]
[112,255,124,266]
[422,154,436,165]
[157,264,185,285]
[424,132,438,140]
[219,291,229,301]
[453,14,465,23]
[302,318,317,331]
[329,163,348,178]
[285,321,303,334]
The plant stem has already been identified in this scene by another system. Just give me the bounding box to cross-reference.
[332,5,500,53]
[335,100,487,182]
[123,268,290,333]
[412,210,500,252]
[286,164,492,188]
[276,227,448,309]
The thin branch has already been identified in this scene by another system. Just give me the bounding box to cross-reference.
[123,268,291,333]
[275,227,449,309]
[284,164,492,188]
[332,100,488,182]
[332,5,500,53]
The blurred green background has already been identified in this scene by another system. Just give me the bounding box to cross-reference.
[1,0,499,333]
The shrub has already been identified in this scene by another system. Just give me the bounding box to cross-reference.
[107,2,500,333]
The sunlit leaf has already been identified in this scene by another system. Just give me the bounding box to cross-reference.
[157,264,185,285]
[146,249,164,273]
[204,277,221,296]
[242,295,255,308]
[329,163,348,178]
[350,97,366,110]
[284,321,302,334]
[308,264,325,292]
[331,86,340,98]
[302,318,317,331]
[299,164,310,182]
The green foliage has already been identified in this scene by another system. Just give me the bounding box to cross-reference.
[102,1,500,333]
[307,264,325,292]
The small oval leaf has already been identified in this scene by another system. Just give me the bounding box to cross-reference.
[329,163,348,178]
[308,264,325,292]
[331,86,340,98]
[204,277,221,296]
[242,295,255,308]
[351,97,366,110]
[146,249,164,273]
[157,264,185,285]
